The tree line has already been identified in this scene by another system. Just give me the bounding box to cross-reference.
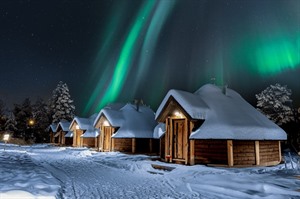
[1,82,300,147]
[0,81,75,143]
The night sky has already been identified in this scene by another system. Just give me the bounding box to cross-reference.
[1,0,299,116]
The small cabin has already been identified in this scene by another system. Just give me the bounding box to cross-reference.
[69,114,99,148]
[94,103,158,154]
[155,84,287,167]
[48,123,58,144]
[55,121,71,146]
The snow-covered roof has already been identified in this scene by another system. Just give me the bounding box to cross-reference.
[156,84,287,140]
[81,129,100,138]
[155,89,209,120]
[56,121,71,132]
[96,103,157,138]
[153,123,166,139]
[48,123,58,133]
[70,113,98,130]
[93,103,126,127]
[64,131,73,138]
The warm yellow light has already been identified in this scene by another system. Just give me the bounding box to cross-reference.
[3,134,10,142]
[75,125,80,130]
[103,120,110,126]
[174,111,182,118]
[29,119,35,126]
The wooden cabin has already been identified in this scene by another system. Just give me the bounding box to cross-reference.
[155,84,287,167]
[55,121,71,146]
[48,123,58,144]
[94,103,159,154]
[64,131,74,146]
[69,114,99,148]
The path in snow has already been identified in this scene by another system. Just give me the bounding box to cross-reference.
[28,147,201,199]
[2,144,300,199]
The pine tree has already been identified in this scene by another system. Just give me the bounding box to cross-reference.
[33,98,50,142]
[50,81,75,123]
[0,99,6,131]
[13,98,34,139]
[4,112,17,133]
[256,83,294,125]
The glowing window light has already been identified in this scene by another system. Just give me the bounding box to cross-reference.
[103,120,110,127]
[75,125,80,130]
[174,111,183,118]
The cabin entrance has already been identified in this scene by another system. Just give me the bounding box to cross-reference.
[103,126,112,151]
[172,119,187,162]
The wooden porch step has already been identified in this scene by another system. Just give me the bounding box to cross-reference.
[151,164,175,171]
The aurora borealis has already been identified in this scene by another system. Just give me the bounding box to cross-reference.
[0,0,299,116]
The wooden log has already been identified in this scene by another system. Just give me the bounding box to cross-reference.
[184,118,188,165]
[278,141,281,162]
[169,118,173,163]
[132,138,136,153]
[164,117,169,161]
[190,140,195,165]
[227,140,234,167]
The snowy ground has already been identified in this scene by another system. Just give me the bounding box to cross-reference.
[0,144,300,199]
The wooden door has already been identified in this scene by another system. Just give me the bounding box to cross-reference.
[103,127,112,151]
[76,130,82,147]
[172,119,185,160]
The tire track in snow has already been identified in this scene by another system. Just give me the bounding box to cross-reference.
[29,148,201,199]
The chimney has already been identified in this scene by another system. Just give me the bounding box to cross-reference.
[222,84,228,95]
[134,99,140,112]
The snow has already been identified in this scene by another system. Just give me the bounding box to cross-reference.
[64,131,73,138]
[0,144,60,199]
[56,121,71,132]
[80,129,99,138]
[1,144,300,199]
[48,124,58,133]
[70,113,98,130]
[156,84,286,140]
[155,89,209,120]
[96,103,157,138]
[153,122,166,139]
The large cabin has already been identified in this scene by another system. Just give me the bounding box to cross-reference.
[154,84,287,167]
[70,114,99,148]
[94,103,158,154]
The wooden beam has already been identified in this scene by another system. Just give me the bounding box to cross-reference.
[132,138,136,153]
[169,118,173,163]
[190,139,195,165]
[184,118,188,165]
[278,141,282,162]
[164,118,169,161]
[227,140,234,167]
[255,141,260,165]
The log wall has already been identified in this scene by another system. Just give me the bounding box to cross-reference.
[194,140,227,164]
[83,138,96,147]
[160,135,165,159]
[135,139,149,153]
[233,141,256,165]
[65,138,73,146]
[113,138,132,152]
[259,141,280,164]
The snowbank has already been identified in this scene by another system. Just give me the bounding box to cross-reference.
[0,144,61,199]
